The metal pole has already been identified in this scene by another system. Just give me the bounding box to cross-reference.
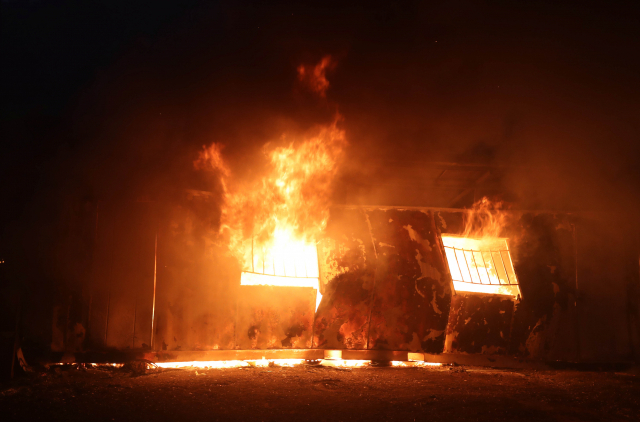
[573,225,579,292]
[132,297,137,349]
[104,291,110,345]
[150,232,157,349]
[104,238,116,346]
[573,223,581,361]
[10,297,21,379]
[87,294,92,339]
[87,202,99,344]
[364,210,379,350]
[311,243,321,349]
[95,203,100,243]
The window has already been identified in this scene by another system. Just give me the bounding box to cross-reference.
[240,237,322,310]
[441,235,521,298]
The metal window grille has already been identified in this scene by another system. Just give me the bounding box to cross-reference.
[443,246,518,286]
[245,237,319,279]
[441,235,521,297]
[240,237,323,311]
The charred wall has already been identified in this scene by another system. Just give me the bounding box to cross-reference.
[435,209,640,362]
[314,208,452,352]
[444,294,515,355]
[365,209,452,352]
[236,286,315,349]
[314,208,376,349]
[436,210,578,359]
[37,200,640,363]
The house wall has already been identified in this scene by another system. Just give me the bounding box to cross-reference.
[41,201,639,362]
[314,208,452,352]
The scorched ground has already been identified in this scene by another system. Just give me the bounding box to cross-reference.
[1,364,639,421]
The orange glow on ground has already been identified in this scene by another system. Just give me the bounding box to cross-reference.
[320,359,371,368]
[393,361,442,367]
[155,359,306,369]
[54,360,442,369]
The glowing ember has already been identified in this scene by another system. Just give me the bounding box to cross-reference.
[392,361,442,367]
[156,360,250,369]
[251,359,306,368]
[155,359,307,369]
[54,360,442,369]
[320,359,371,368]
[297,55,335,97]
[50,363,124,368]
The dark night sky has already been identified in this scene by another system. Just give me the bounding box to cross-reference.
[2,0,640,258]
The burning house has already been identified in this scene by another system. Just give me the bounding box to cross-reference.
[33,67,637,367]
[2,2,640,420]
[45,193,615,366]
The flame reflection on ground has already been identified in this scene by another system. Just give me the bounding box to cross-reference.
[155,359,307,369]
[320,359,371,368]
[52,360,443,369]
[393,361,443,367]
[154,360,443,369]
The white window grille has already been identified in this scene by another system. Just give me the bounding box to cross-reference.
[240,238,322,310]
[441,235,521,298]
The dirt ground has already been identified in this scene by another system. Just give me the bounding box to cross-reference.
[1,363,639,422]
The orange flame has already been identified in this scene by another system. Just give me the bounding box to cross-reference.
[442,197,520,297]
[194,143,230,177]
[462,197,508,239]
[196,119,346,311]
[297,55,336,97]
[196,58,345,311]
[202,118,346,267]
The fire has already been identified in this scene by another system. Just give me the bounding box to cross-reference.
[155,359,306,369]
[156,360,250,369]
[54,360,443,370]
[195,57,346,312]
[320,359,371,368]
[442,198,521,298]
[297,55,336,97]
[461,196,508,239]
[391,361,442,367]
